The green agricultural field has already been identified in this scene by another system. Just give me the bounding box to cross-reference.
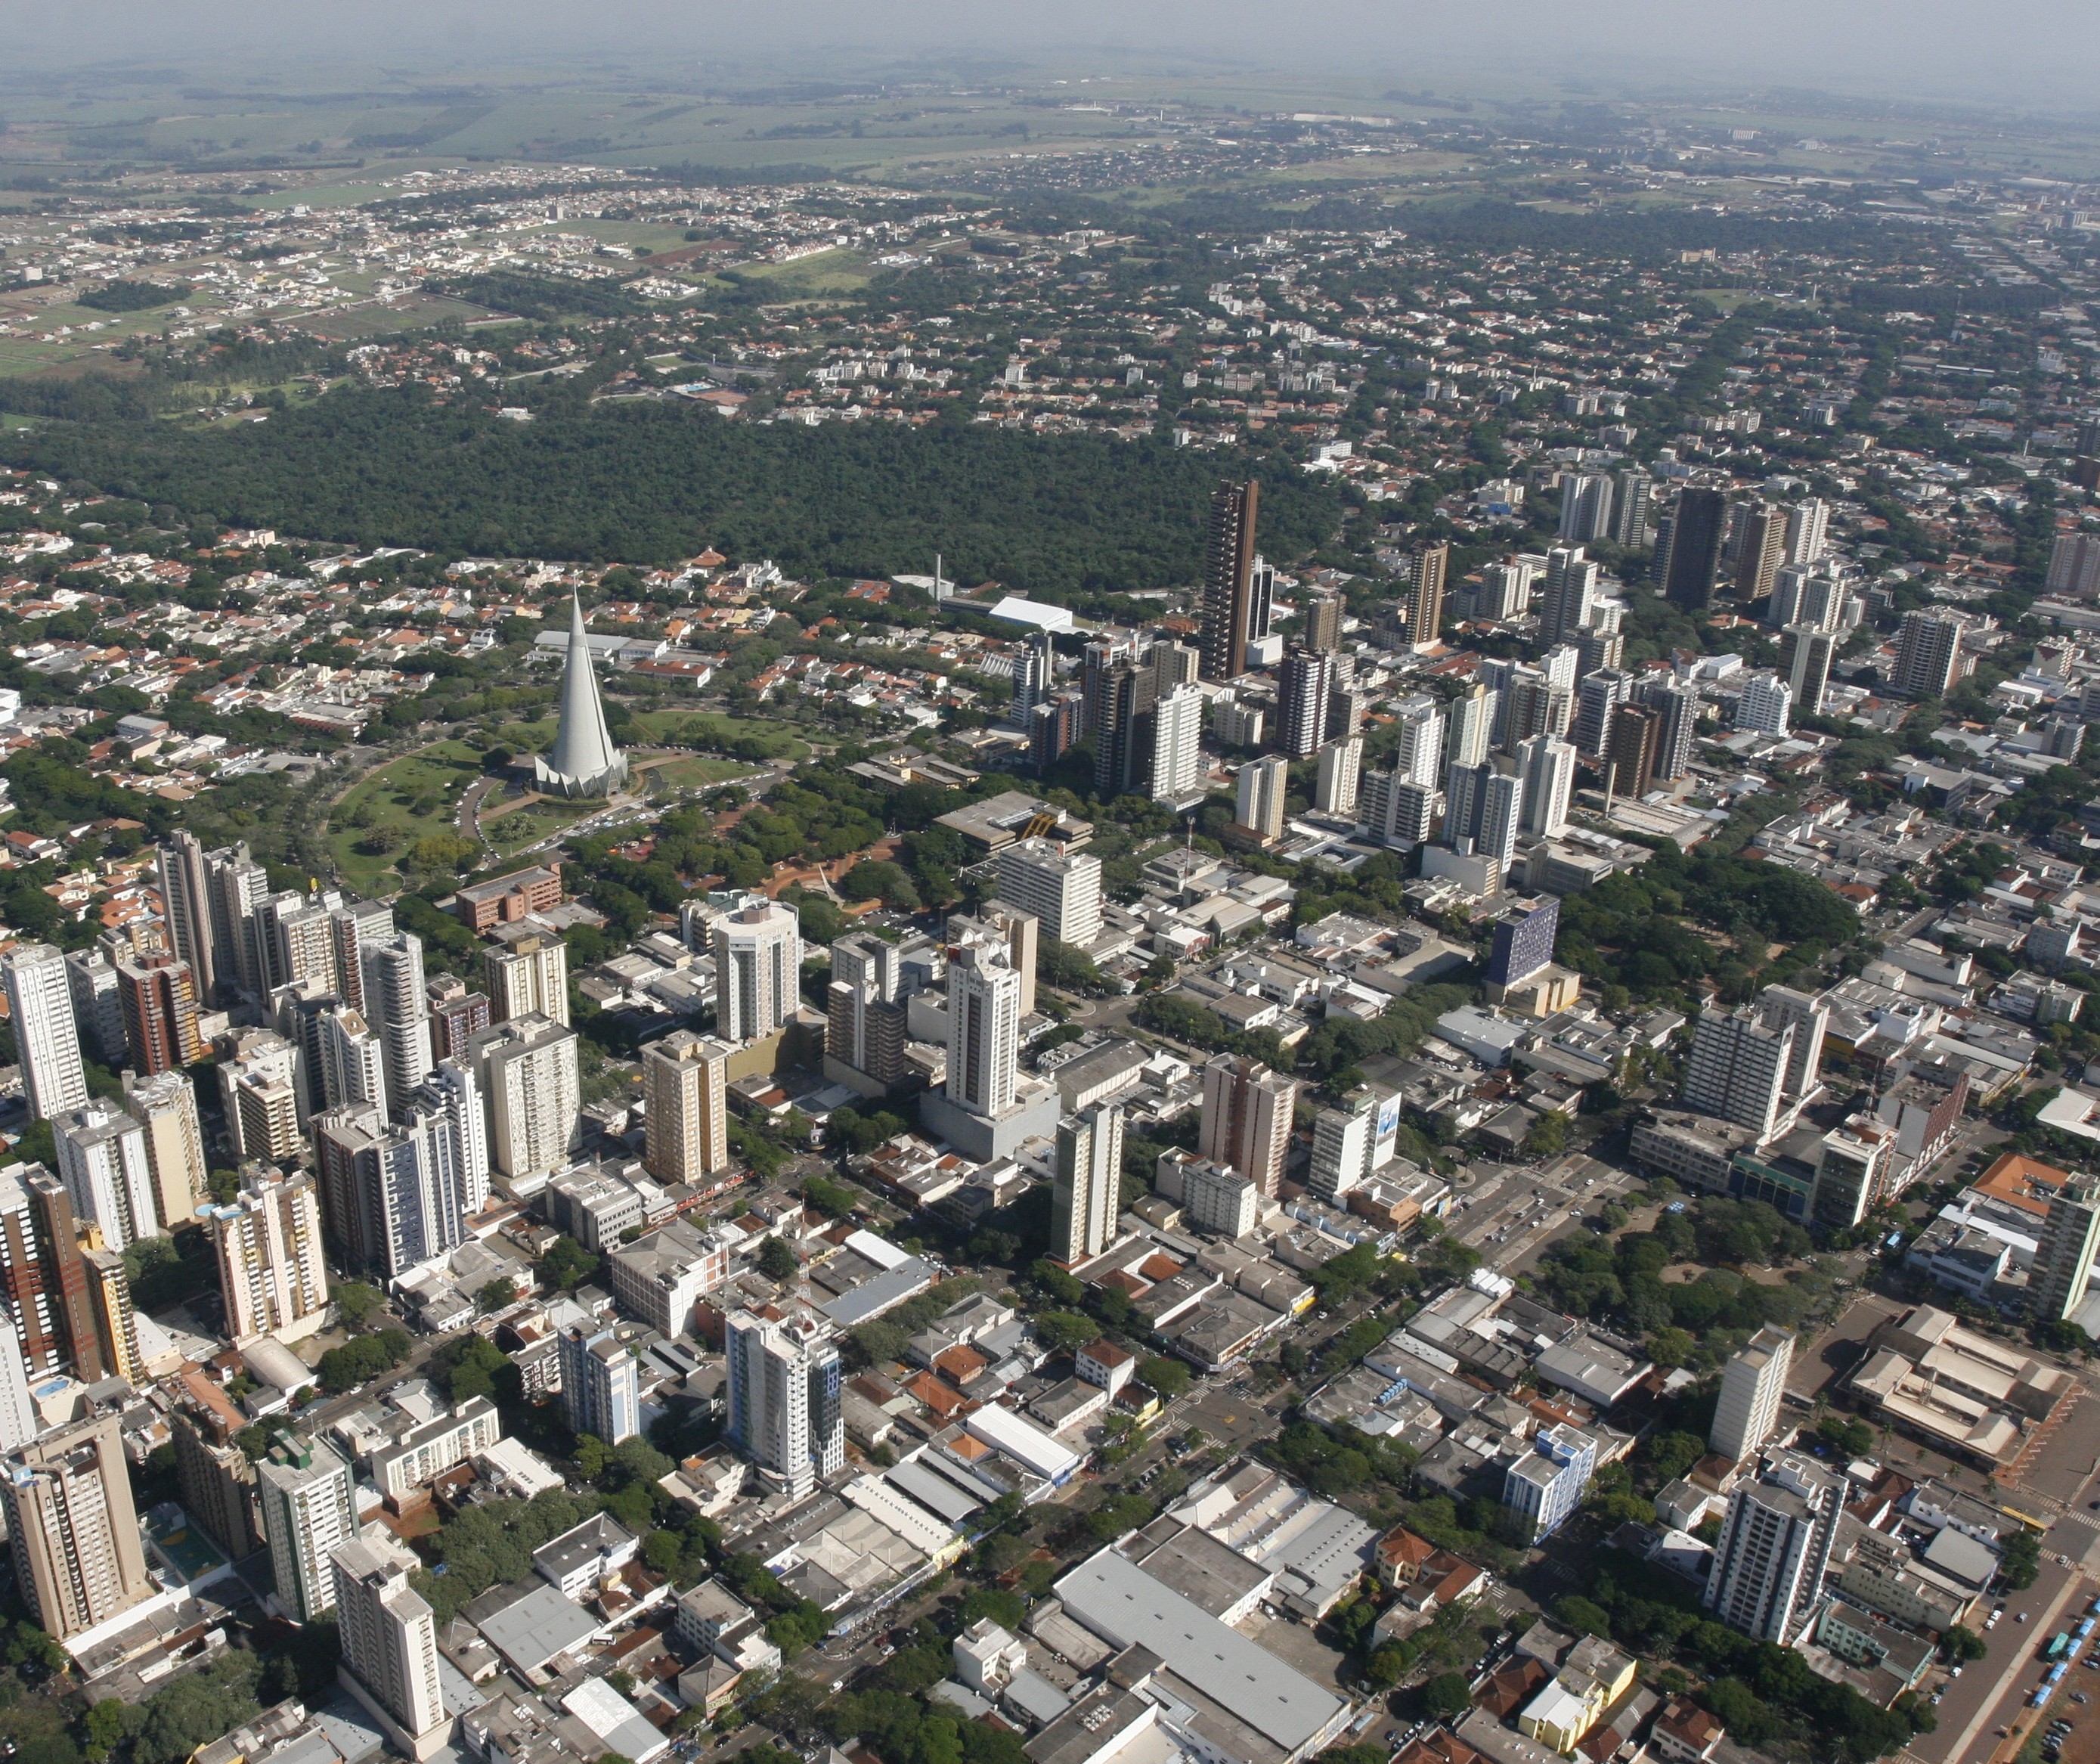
[296,292,498,341]
[0,339,71,377]
[717,248,874,296]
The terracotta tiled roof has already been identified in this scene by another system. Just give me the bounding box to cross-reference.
[1477,1657,1549,1720]
[1395,1734,1482,1764]
[1975,1151,2071,1220]
[932,1344,990,1383]
[1377,1527,1437,1573]
[906,1372,967,1418]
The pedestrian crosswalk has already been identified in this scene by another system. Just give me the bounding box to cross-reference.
[1999,1485,2100,1533]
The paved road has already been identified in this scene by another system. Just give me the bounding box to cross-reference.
[1911,1377,2100,1764]
[1915,1555,2089,1764]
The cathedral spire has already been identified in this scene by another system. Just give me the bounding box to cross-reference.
[534,596,627,798]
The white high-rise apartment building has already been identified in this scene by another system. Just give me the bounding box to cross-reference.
[361,934,433,1117]
[0,1319,38,1455]
[330,901,396,1015]
[1470,768,1520,865]
[1801,572,1851,634]
[209,845,275,1001]
[156,832,221,1003]
[317,1006,389,1115]
[1704,1449,1844,1643]
[1498,671,1572,753]
[1784,498,1829,566]
[1235,755,1289,843]
[1768,564,1813,630]
[1736,672,1791,737]
[559,1323,642,1444]
[2046,531,2100,598]
[1893,609,1965,699]
[1479,771,1525,864]
[219,1030,305,1165]
[1276,646,1334,759]
[123,1069,207,1231]
[996,838,1102,946]
[643,1030,732,1186]
[1517,735,1577,839]
[466,1015,578,1184]
[1782,626,1838,717]
[484,935,569,1028]
[1682,1006,1795,1143]
[949,906,1039,1018]
[1445,764,1488,855]
[64,950,125,1068]
[0,1415,153,1640]
[1538,544,1600,643]
[1557,475,1614,546]
[1361,773,1437,848]
[333,1536,450,1759]
[52,1099,158,1249]
[1151,681,1205,805]
[1199,1055,1299,1198]
[1182,1161,1259,1238]
[1710,1327,1795,1464]
[407,1061,489,1226]
[725,1310,844,1499]
[272,898,341,997]
[1758,985,1829,1105]
[4,944,88,1123]
[315,1069,487,1282]
[1053,1103,1123,1264]
[209,1167,330,1346]
[1444,684,1494,777]
[1392,695,1445,787]
[2036,1181,2100,1322]
[1011,630,1054,727]
[1308,1090,1375,1200]
[256,1435,358,1623]
[713,901,802,1042]
[1314,737,1361,818]
[1477,557,1538,620]
[946,940,1023,1119]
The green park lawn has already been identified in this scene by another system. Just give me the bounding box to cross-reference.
[327,742,485,895]
[327,711,810,893]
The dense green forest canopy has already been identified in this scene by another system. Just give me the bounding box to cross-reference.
[0,388,1346,592]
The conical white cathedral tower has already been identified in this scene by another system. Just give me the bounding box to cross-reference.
[534,596,628,798]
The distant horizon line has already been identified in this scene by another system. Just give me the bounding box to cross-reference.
[0,42,2095,126]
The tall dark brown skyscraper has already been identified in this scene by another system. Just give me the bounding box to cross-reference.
[1662,488,1727,611]
[1606,703,1662,802]
[1199,480,1260,682]
[0,1165,103,1381]
[1733,502,1787,603]
[1407,544,1450,648]
[1093,662,1160,798]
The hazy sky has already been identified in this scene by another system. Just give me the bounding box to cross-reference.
[0,0,2092,111]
